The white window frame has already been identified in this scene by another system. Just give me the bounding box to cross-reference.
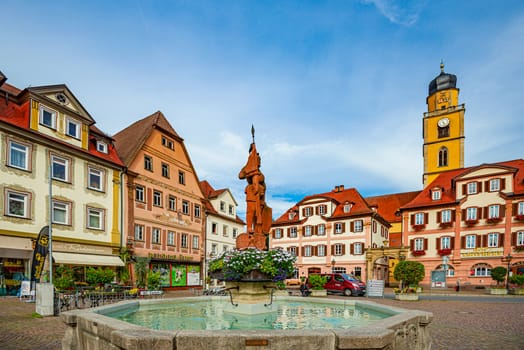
[167,231,175,246]
[466,207,477,221]
[518,202,524,215]
[317,245,326,256]
[233,228,238,239]
[415,212,425,225]
[152,228,161,244]
[490,179,500,192]
[8,140,30,170]
[488,205,500,219]
[161,163,169,178]
[432,190,441,201]
[153,190,162,207]
[87,207,104,230]
[52,200,70,225]
[134,224,144,241]
[66,118,80,139]
[39,105,57,129]
[96,141,108,154]
[88,167,104,191]
[144,155,152,171]
[304,246,312,257]
[194,204,201,218]
[181,233,188,248]
[487,233,499,248]
[473,265,491,277]
[289,246,298,256]
[465,235,476,249]
[223,225,228,237]
[441,209,452,223]
[354,243,363,255]
[6,190,29,218]
[467,182,477,195]
[304,226,312,237]
[318,205,327,215]
[290,227,297,238]
[135,186,145,202]
[335,223,343,234]
[51,154,70,182]
[517,231,524,246]
[229,205,234,215]
[182,200,189,215]
[211,222,218,234]
[168,196,176,210]
[211,243,217,255]
[178,171,185,185]
[274,229,282,239]
[354,220,363,232]
[192,236,199,249]
[334,244,343,256]
[414,238,424,251]
[304,207,312,217]
[317,224,326,236]
[441,236,451,249]
[343,203,351,213]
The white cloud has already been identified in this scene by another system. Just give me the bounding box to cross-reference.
[364,0,429,25]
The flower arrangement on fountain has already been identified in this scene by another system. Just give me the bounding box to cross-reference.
[209,248,296,282]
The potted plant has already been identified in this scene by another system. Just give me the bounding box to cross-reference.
[308,274,328,297]
[147,270,162,291]
[393,260,425,301]
[509,274,524,295]
[489,266,508,295]
[54,265,75,291]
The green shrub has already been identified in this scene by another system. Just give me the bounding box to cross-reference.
[490,266,507,286]
[54,265,75,290]
[147,270,162,290]
[509,274,524,287]
[308,274,327,290]
[86,267,115,286]
[393,260,425,289]
[134,257,150,288]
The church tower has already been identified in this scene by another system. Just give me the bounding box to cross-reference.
[423,63,465,187]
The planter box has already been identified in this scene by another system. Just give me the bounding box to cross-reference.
[395,293,419,301]
[310,289,327,297]
[489,288,508,295]
[509,288,524,295]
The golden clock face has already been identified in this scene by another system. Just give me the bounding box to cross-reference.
[438,118,449,127]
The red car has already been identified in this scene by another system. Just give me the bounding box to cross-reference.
[311,273,366,296]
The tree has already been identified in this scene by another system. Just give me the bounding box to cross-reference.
[490,266,507,286]
[393,260,425,290]
[134,257,150,288]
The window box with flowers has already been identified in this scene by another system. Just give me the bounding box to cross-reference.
[439,222,453,229]
[411,250,426,257]
[412,224,425,231]
[465,219,478,227]
[486,217,502,224]
[437,248,452,256]
[208,248,297,282]
[515,214,524,221]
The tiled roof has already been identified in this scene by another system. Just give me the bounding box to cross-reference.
[199,180,226,199]
[401,159,524,210]
[113,111,181,165]
[365,191,421,223]
[0,82,22,96]
[0,89,122,166]
[274,187,383,225]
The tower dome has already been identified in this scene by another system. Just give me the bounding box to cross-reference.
[428,62,457,96]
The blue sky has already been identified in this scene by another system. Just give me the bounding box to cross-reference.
[2,0,523,218]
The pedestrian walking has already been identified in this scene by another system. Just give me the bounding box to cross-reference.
[455,279,460,292]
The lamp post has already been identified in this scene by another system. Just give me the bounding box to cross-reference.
[503,254,513,290]
[442,255,449,288]
[331,258,336,273]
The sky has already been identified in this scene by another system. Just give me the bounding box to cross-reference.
[1,0,523,219]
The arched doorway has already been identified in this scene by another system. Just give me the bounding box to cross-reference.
[366,247,409,286]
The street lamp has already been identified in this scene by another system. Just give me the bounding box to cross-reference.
[503,254,513,290]
[331,258,336,273]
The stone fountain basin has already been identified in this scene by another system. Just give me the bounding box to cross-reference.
[61,296,432,350]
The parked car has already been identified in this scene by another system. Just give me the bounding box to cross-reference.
[309,273,366,296]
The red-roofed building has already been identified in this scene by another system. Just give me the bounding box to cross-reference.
[0,71,125,294]
[199,180,245,286]
[270,185,391,282]
[400,160,524,288]
[114,111,206,290]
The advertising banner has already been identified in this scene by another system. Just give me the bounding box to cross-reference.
[30,226,50,282]
[171,264,187,287]
[187,265,201,286]
[152,263,171,287]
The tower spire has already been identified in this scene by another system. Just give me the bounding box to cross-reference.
[251,124,255,143]
[440,60,445,73]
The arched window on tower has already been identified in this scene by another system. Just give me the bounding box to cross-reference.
[438,147,448,167]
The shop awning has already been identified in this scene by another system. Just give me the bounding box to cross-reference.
[52,252,124,267]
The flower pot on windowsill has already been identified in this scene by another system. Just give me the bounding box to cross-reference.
[412,224,425,231]
[486,217,502,224]
[515,215,524,221]
[439,222,453,229]
[411,250,426,257]
[465,220,478,227]
[438,249,452,256]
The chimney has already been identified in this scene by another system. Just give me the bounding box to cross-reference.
[333,185,339,192]
[339,185,344,191]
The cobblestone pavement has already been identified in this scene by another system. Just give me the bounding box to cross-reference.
[1,292,523,350]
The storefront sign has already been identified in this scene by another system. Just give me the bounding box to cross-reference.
[30,226,50,282]
[187,265,201,286]
[53,242,109,255]
[148,252,194,262]
[460,247,503,258]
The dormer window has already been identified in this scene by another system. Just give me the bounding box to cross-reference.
[343,202,352,213]
[39,105,57,129]
[288,211,295,220]
[96,141,108,153]
[432,189,441,201]
[467,182,477,195]
[66,119,80,139]
[161,136,174,150]
[489,178,501,192]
